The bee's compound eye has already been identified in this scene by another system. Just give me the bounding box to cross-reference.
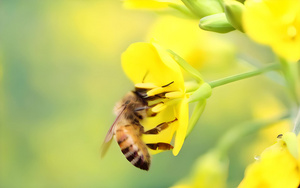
[125,100,130,105]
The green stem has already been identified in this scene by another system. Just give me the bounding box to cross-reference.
[293,109,300,135]
[280,58,300,106]
[216,113,290,158]
[208,63,280,88]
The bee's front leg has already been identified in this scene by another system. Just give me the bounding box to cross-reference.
[144,118,177,134]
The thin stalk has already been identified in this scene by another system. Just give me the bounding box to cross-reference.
[293,109,300,135]
[208,63,280,88]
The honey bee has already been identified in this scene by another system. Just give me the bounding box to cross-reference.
[102,85,177,171]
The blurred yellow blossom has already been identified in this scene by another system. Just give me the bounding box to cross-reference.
[146,16,236,73]
[121,41,190,156]
[238,132,300,188]
[146,16,207,68]
[243,0,300,61]
[247,94,290,157]
[43,1,154,60]
[171,150,228,188]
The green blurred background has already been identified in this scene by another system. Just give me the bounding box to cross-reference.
[0,1,291,188]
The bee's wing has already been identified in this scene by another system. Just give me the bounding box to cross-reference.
[100,138,113,158]
[103,105,126,143]
[100,106,126,158]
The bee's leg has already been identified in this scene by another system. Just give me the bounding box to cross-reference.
[134,106,150,111]
[146,143,173,150]
[135,89,148,98]
[144,118,177,134]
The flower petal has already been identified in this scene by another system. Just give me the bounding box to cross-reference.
[173,96,189,156]
[122,42,185,90]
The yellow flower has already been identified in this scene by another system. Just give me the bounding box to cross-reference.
[146,16,208,69]
[243,0,300,61]
[121,41,189,156]
[238,132,300,188]
[123,0,182,9]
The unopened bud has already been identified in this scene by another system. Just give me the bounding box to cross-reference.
[199,13,235,33]
[224,0,245,32]
[181,0,223,18]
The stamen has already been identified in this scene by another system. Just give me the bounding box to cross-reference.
[151,103,166,113]
[147,87,166,96]
[165,91,183,98]
[151,98,182,113]
[135,83,157,89]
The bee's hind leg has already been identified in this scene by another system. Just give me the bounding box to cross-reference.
[146,143,173,150]
[144,118,177,134]
[144,118,177,150]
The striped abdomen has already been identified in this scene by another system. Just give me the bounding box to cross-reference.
[115,125,150,171]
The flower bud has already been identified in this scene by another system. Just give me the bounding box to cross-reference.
[181,0,223,18]
[224,0,245,32]
[199,13,235,33]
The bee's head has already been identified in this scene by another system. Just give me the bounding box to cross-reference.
[113,92,135,115]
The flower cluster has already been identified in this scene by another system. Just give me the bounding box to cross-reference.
[107,0,300,186]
